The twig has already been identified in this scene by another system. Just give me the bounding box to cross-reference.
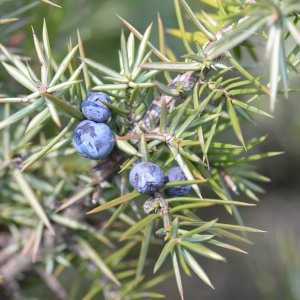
[36,266,68,300]
[132,70,202,134]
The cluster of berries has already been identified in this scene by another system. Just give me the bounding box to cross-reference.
[72,94,190,198]
[72,92,115,160]
[129,162,191,197]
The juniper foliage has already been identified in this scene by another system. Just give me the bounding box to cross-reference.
[0,0,299,299]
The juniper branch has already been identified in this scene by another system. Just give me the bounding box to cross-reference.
[131,4,254,135]
[92,2,256,175]
[132,70,202,134]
